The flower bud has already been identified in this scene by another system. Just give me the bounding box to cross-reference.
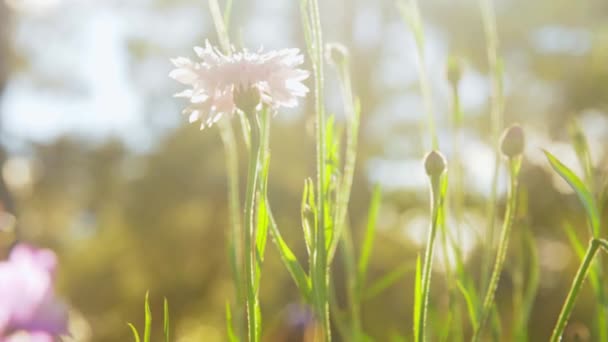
[234,85,261,113]
[500,124,525,158]
[325,42,349,66]
[446,55,463,87]
[424,150,447,176]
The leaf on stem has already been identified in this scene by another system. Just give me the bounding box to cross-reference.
[358,185,382,289]
[225,302,238,342]
[144,291,151,342]
[128,323,141,342]
[544,150,601,237]
[413,255,423,342]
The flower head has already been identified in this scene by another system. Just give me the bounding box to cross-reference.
[170,41,310,129]
[0,244,68,340]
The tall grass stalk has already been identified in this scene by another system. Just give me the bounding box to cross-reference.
[545,146,606,340]
[299,0,332,339]
[416,151,447,342]
[445,56,466,341]
[206,0,246,339]
[478,0,505,297]
[242,108,265,342]
[551,238,602,342]
[417,174,441,342]
[473,155,521,341]
[568,121,607,340]
[397,0,438,149]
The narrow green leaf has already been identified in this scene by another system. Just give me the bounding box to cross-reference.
[517,228,539,340]
[564,222,601,295]
[358,185,382,289]
[144,291,151,342]
[254,153,271,291]
[363,263,415,301]
[564,222,586,260]
[397,0,425,49]
[255,299,262,341]
[490,305,502,341]
[128,323,141,342]
[267,206,312,302]
[225,302,238,342]
[301,178,315,256]
[323,115,340,249]
[164,298,170,342]
[544,150,601,237]
[413,255,423,342]
[456,280,478,330]
[568,119,594,188]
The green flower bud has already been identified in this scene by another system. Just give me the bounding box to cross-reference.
[325,42,349,66]
[500,124,525,158]
[424,150,447,176]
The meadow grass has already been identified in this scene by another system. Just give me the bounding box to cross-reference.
[132,0,608,341]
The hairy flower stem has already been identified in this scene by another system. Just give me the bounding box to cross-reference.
[219,120,245,337]
[551,238,603,342]
[243,112,262,342]
[305,0,331,340]
[473,156,521,341]
[417,174,442,342]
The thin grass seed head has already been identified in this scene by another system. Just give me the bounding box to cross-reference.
[424,150,447,177]
[170,41,310,129]
[500,124,525,158]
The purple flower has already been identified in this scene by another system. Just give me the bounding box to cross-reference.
[0,244,68,340]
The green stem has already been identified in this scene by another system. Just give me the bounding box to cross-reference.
[473,156,520,341]
[551,238,601,342]
[417,174,442,342]
[244,112,261,342]
[219,120,245,338]
[479,0,504,297]
[307,0,330,340]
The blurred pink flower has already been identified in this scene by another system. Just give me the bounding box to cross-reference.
[0,244,68,341]
[169,41,310,129]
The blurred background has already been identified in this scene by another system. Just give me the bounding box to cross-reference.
[0,0,607,341]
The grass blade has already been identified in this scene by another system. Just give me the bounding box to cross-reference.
[225,301,238,342]
[358,185,382,289]
[363,263,415,301]
[267,206,312,302]
[564,222,586,260]
[456,280,478,331]
[128,323,141,342]
[254,151,271,291]
[568,119,594,188]
[164,298,170,342]
[144,291,151,342]
[413,255,422,342]
[518,229,539,340]
[301,178,316,257]
[544,150,601,237]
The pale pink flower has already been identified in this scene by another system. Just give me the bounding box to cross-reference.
[0,244,68,341]
[169,41,310,129]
